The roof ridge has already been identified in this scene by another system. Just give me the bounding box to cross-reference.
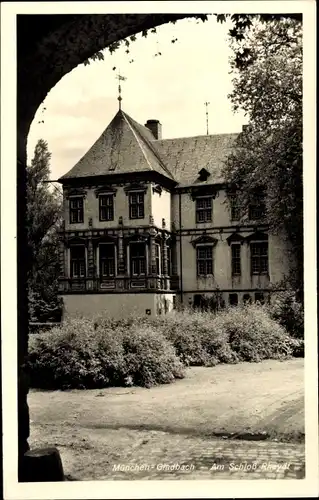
[155,132,239,143]
[122,111,176,181]
[122,112,154,171]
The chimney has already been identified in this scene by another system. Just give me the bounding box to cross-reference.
[145,119,162,140]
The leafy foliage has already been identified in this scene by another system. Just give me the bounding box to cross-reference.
[223,18,303,293]
[159,306,299,364]
[216,14,302,67]
[121,325,185,388]
[267,290,304,340]
[28,318,184,390]
[83,14,301,70]
[28,305,302,390]
[212,305,296,362]
[27,139,63,322]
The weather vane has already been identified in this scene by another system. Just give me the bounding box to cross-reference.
[116,71,127,110]
[204,101,210,135]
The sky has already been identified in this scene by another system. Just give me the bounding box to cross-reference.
[27,15,248,180]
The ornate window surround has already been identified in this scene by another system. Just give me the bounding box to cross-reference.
[191,234,218,248]
[64,187,87,199]
[191,234,217,277]
[124,183,148,195]
[190,185,220,201]
[94,186,117,198]
[226,233,245,246]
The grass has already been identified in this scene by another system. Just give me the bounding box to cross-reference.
[28,359,304,479]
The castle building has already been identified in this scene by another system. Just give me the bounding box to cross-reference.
[57,109,291,319]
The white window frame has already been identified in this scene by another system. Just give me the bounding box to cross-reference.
[129,191,145,220]
[69,196,84,224]
[195,196,213,224]
[196,244,214,277]
[99,193,115,222]
[69,244,87,278]
[250,240,269,275]
[128,241,148,276]
[98,242,117,278]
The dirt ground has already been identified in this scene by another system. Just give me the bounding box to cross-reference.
[28,358,304,480]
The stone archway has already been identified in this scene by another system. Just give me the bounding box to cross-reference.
[17,13,203,479]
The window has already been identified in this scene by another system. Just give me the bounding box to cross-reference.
[130,243,146,275]
[196,246,213,276]
[155,243,161,275]
[196,197,212,223]
[251,242,268,274]
[255,292,265,304]
[69,197,84,224]
[229,293,238,306]
[231,244,241,276]
[70,245,85,278]
[249,195,266,220]
[229,194,240,221]
[99,244,116,277]
[99,195,114,221]
[129,192,144,219]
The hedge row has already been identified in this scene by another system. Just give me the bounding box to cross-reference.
[28,304,303,390]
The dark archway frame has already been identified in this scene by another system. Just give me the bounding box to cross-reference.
[17,13,206,479]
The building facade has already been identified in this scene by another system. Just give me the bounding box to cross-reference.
[57,109,291,319]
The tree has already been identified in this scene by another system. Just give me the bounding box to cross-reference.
[26,139,63,322]
[83,14,302,69]
[222,17,303,295]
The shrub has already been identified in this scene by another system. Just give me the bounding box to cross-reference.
[288,338,304,357]
[28,318,126,389]
[27,317,184,390]
[150,306,293,365]
[267,290,304,339]
[28,304,302,391]
[213,305,294,362]
[152,311,214,366]
[121,325,185,388]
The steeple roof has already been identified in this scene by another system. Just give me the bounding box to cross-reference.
[59,109,175,181]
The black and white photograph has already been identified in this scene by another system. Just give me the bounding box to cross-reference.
[1,1,317,498]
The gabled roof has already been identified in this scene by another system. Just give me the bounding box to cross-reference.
[59,110,175,181]
[153,133,238,186]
